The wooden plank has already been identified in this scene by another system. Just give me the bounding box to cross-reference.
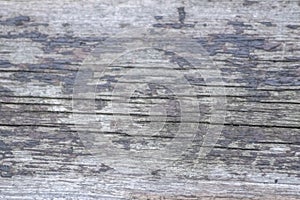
[0,0,299,199]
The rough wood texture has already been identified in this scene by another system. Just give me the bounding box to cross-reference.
[0,0,300,199]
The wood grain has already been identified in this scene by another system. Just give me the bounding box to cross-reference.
[0,0,299,199]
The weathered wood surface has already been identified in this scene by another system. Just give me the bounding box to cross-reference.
[0,0,300,199]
